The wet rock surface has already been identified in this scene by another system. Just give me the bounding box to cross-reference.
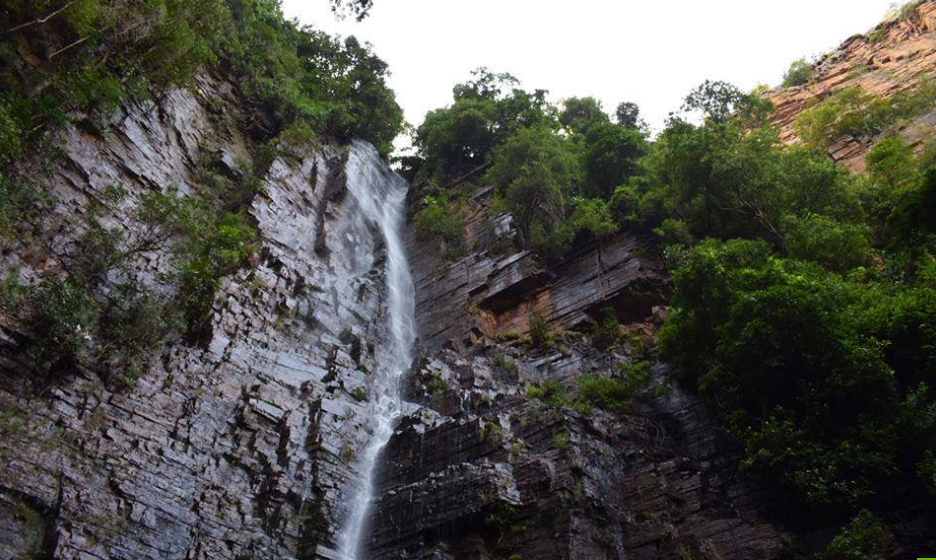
[0,76,397,560]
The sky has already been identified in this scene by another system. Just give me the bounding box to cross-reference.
[281,0,898,148]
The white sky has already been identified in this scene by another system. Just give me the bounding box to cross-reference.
[282,0,898,146]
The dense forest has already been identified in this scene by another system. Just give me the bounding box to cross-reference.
[404,66,936,558]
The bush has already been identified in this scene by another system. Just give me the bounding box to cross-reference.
[821,511,893,560]
[97,282,177,386]
[589,307,621,350]
[528,312,551,348]
[796,82,936,150]
[525,379,568,408]
[412,195,465,246]
[138,190,256,344]
[569,198,619,240]
[783,58,815,87]
[578,362,657,414]
[27,275,99,365]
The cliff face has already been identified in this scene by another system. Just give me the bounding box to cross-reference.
[5,5,936,558]
[0,76,399,560]
[768,1,936,170]
[361,191,788,559]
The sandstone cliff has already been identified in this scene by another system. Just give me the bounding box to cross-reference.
[768,0,936,170]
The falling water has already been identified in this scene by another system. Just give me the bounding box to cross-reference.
[336,142,417,560]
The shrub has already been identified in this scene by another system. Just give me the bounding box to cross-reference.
[97,281,177,386]
[796,82,936,150]
[27,275,99,365]
[589,307,621,350]
[528,312,551,348]
[525,379,568,408]
[412,195,465,246]
[570,198,619,240]
[577,376,632,414]
[138,191,256,344]
[783,58,815,87]
[577,361,655,414]
[821,511,893,560]
[479,421,505,444]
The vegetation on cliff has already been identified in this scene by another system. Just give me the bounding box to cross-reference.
[404,68,646,262]
[0,0,402,384]
[412,66,936,555]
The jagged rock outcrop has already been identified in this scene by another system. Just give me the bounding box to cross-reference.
[410,186,668,350]
[0,76,398,560]
[768,0,936,170]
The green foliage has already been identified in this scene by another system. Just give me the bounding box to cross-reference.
[569,197,619,240]
[624,111,861,249]
[784,214,871,272]
[479,420,505,444]
[581,121,647,199]
[821,510,894,560]
[0,0,402,170]
[615,102,646,130]
[554,430,571,449]
[577,362,657,414]
[138,190,256,344]
[485,126,581,248]
[795,82,936,150]
[412,193,465,248]
[528,312,552,349]
[27,275,99,365]
[783,58,815,87]
[681,80,773,126]
[660,238,936,512]
[349,387,368,402]
[589,307,621,350]
[919,450,936,497]
[97,281,177,386]
[0,0,226,144]
[413,68,555,179]
[219,1,402,154]
[525,379,568,408]
[560,97,608,135]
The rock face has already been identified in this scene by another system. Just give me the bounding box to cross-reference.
[410,186,668,350]
[767,0,936,170]
[0,76,401,560]
[358,187,788,560]
[6,6,936,556]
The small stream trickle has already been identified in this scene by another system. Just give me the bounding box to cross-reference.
[335,142,417,560]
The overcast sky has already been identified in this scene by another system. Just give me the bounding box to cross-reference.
[282,0,897,146]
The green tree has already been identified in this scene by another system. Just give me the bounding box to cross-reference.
[581,121,647,199]
[559,96,608,135]
[485,126,581,247]
[615,101,646,130]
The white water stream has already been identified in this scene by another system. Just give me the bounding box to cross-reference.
[336,142,417,560]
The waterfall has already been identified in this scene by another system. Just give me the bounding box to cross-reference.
[336,142,417,560]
